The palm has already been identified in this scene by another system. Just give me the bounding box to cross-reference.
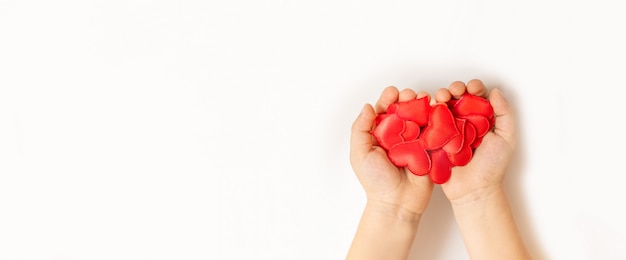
[436,80,516,201]
[356,147,434,214]
[350,86,435,215]
[441,131,513,200]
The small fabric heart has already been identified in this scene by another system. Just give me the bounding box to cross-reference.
[371,93,495,184]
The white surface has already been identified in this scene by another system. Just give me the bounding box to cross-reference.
[1,0,625,259]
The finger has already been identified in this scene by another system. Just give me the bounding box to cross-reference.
[435,88,451,103]
[489,88,516,148]
[466,79,488,97]
[416,91,430,100]
[398,88,417,102]
[449,81,466,98]
[374,86,399,113]
[408,172,435,190]
[350,103,377,159]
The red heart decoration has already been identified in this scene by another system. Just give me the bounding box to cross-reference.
[419,104,460,150]
[372,114,405,150]
[371,93,494,184]
[387,141,431,176]
[429,149,453,184]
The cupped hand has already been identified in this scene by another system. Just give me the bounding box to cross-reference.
[350,87,434,218]
[435,80,517,203]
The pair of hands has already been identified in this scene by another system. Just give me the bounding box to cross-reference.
[350,79,516,218]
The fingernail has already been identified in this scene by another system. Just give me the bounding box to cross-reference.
[493,88,506,101]
[359,104,367,117]
[360,104,365,113]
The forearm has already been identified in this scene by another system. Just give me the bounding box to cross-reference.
[346,200,420,260]
[451,185,530,260]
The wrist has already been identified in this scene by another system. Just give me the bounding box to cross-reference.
[365,199,422,224]
[449,184,504,209]
[448,185,530,259]
[347,199,422,260]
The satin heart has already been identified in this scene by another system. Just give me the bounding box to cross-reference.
[464,114,490,138]
[447,121,476,166]
[419,104,460,150]
[401,121,421,141]
[371,114,404,150]
[442,119,471,155]
[387,141,431,176]
[450,93,494,118]
[429,149,453,184]
[388,96,430,127]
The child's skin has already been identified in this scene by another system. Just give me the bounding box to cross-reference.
[347,79,531,260]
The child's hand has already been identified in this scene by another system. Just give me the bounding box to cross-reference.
[435,80,517,204]
[350,87,434,219]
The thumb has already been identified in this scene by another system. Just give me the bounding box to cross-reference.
[489,88,517,148]
[350,103,377,160]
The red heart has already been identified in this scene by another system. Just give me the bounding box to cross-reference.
[429,149,453,184]
[451,93,494,118]
[389,96,430,127]
[447,122,476,166]
[442,118,468,155]
[371,114,404,150]
[388,141,431,176]
[419,104,459,150]
[464,114,491,138]
[370,92,494,184]
[401,120,421,141]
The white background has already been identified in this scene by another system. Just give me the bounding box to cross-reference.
[1,0,625,259]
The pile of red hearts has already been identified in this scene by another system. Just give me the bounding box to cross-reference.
[371,93,494,184]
